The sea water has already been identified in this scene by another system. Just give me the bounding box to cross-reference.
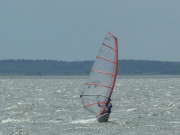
[0,75,180,135]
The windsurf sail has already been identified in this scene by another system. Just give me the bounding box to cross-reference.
[80,32,118,117]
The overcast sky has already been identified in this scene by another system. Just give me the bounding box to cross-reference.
[0,0,180,61]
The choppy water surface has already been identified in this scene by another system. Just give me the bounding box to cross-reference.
[0,75,180,135]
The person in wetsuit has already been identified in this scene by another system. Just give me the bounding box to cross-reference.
[104,99,112,114]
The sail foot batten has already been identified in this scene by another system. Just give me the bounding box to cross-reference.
[84,102,106,108]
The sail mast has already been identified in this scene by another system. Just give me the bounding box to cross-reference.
[107,32,118,98]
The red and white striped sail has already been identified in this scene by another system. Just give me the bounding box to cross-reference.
[81,32,118,116]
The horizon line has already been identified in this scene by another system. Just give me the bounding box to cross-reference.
[0,59,179,63]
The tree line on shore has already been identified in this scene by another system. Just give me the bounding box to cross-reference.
[0,59,180,75]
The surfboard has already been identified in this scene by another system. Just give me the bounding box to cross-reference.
[97,113,110,123]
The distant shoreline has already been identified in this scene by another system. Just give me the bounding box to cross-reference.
[0,59,180,75]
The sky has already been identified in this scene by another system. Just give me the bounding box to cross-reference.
[0,0,180,62]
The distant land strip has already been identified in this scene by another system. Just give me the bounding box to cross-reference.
[0,59,180,75]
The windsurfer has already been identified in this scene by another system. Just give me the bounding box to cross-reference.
[103,99,112,114]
